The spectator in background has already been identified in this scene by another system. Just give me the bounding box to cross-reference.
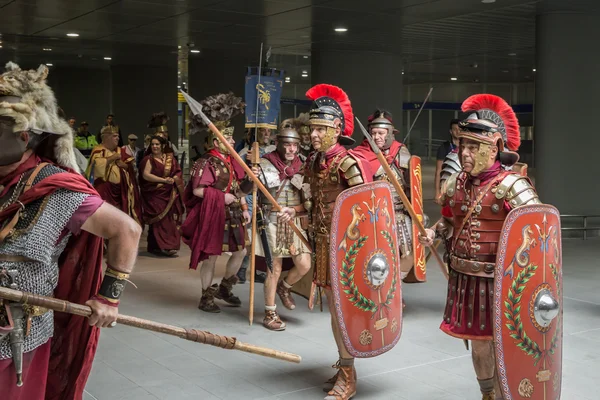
[434,118,460,204]
[75,121,98,158]
[98,114,123,146]
[68,116,76,130]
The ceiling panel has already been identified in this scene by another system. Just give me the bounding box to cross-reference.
[0,0,551,83]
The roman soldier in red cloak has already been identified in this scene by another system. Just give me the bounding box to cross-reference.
[181,92,253,313]
[352,109,429,289]
[278,84,372,400]
[0,62,141,400]
[419,94,543,399]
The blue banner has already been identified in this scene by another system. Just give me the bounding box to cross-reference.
[245,68,284,129]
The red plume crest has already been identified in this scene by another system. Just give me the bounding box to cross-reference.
[461,94,520,150]
[306,84,354,137]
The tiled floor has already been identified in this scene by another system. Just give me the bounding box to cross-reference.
[84,163,598,399]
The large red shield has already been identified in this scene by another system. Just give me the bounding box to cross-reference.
[409,155,426,282]
[494,204,563,400]
[330,181,402,358]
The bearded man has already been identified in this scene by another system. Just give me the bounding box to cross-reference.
[0,61,141,400]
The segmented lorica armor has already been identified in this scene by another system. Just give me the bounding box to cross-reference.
[444,170,541,276]
[304,151,364,286]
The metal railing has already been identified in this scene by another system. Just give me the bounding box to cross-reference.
[560,214,600,240]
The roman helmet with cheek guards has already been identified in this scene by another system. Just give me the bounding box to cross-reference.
[305,84,354,152]
[458,94,521,175]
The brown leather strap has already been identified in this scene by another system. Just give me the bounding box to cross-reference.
[451,176,499,251]
[0,254,34,263]
[0,163,50,243]
[450,255,495,278]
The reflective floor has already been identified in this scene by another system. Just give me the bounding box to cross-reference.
[84,163,598,400]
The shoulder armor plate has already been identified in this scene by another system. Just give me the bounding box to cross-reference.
[339,155,357,173]
[259,157,281,189]
[397,146,411,169]
[443,172,460,198]
[497,173,541,208]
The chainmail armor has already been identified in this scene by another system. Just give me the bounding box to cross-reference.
[0,165,89,360]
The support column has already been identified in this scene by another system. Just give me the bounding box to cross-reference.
[534,6,600,214]
[311,50,403,143]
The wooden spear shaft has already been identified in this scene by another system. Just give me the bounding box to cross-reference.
[248,143,259,326]
[355,117,449,280]
[210,124,311,251]
[0,287,301,364]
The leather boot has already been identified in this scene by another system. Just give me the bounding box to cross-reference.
[478,377,495,400]
[198,284,220,313]
[215,276,242,306]
[263,309,286,331]
[236,267,247,284]
[276,280,296,310]
[323,360,357,392]
[324,361,356,400]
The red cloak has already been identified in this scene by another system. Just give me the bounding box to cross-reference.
[180,150,247,268]
[0,157,104,400]
[351,139,404,177]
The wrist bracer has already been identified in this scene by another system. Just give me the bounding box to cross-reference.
[94,266,130,307]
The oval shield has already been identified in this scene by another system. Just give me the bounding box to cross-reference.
[494,204,563,400]
[409,155,426,282]
[330,181,403,358]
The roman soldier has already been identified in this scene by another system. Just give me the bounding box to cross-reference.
[352,109,426,285]
[180,92,253,313]
[279,84,372,400]
[0,62,141,399]
[250,121,311,331]
[419,94,541,399]
[296,112,312,161]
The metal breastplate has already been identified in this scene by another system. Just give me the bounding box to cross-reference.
[306,153,348,236]
[207,156,237,194]
[258,158,303,209]
[448,173,508,263]
[0,165,88,360]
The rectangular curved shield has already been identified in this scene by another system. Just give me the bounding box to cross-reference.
[330,181,403,358]
[409,155,426,282]
[494,204,562,400]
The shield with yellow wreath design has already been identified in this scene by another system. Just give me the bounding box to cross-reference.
[330,181,403,358]
[494,204,563,400]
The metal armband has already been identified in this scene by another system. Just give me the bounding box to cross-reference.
[95,266,130,306]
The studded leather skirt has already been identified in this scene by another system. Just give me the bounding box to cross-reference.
[440,267,494,340]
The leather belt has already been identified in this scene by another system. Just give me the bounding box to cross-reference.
[450,255,495,278]
[0,255,33,263]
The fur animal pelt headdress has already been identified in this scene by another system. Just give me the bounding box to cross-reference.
[0,62,78,170]
[189,92,245,135]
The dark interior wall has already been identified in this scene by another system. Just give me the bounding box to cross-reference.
[188,51,256,150]
[111,64,178,145]
[45,64,178,148]
[47,67,110,131]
